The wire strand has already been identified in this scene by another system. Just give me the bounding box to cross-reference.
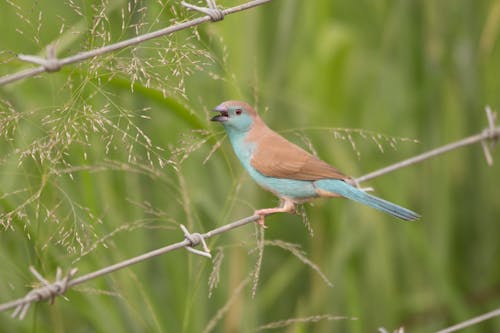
[0,0,272,86]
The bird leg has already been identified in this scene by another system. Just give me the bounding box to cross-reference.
[254,199,296,227]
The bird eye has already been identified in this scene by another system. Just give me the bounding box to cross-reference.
[235,109,242,115]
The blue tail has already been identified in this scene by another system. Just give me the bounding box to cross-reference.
[314,179,420,221]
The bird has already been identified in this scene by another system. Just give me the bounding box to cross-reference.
[211,100,420,226]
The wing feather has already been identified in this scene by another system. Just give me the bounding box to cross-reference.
[250,131,347,181]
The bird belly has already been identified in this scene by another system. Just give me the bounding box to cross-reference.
[248,169,319,201]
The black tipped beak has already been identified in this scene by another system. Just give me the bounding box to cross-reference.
[211,104,229,122]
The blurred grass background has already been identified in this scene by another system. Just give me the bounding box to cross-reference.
[0,0,499,332]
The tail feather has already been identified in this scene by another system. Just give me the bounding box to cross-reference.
[315,179,420,221]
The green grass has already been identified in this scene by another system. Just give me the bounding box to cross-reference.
[0,0,499,332]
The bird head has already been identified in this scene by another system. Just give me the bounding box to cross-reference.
[211,100,257,133]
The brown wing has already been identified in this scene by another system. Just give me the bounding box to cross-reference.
[250,130,348,181]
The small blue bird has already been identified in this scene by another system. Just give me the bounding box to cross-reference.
[211,100,420,226]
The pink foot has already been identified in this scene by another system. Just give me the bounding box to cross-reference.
[253,200,296,228]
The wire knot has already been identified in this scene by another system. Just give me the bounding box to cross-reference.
[180,224,212,258]
[42,58,63,73]
[18,44,62,73]
[181,0,225,22]
[12,267,78,320]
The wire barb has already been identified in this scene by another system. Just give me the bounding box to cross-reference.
[17,44,62,73]
[11,267,78,320]
[481,106,498,166]
[181,0,225,22]
[180,224,212,258]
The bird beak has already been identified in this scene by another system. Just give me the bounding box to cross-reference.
[211,104,229,122]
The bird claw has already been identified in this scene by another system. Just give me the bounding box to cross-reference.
[254,211,268,228]
[254,201,296,228]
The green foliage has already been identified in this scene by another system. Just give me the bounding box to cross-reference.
[0,0,499,332]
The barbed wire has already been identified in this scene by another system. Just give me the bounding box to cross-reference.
[354,106,498,183]
[0,107,497,324]
[0,0,273,86]
[0,216,258,318]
